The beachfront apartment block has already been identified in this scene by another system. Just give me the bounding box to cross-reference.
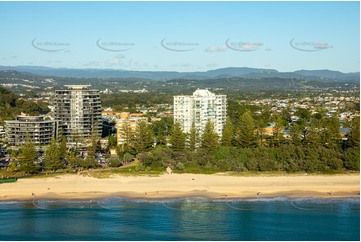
[173,89,227,137]
[4,115,57,147]
[116,112,148,146]
[54,85,102,145]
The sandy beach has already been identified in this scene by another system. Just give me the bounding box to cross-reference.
[0,173,359,201]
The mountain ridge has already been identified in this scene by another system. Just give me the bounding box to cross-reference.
[0,65,359,81]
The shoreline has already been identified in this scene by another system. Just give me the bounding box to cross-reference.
[1,173,359,202]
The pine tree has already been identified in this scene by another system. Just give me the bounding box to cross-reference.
[188,122,198,151]
[348,116,360,148]
[134,120,154,152]
[221,117,234,147]
[271,114,284,147]
[59,135,67,161]
[44,138,64,172]
[235,111,257,148]
[17,135,39,174]
[321,115,341,148]
[122,121,134,146]
[170,122,186,151]
[290,124,302,145]
[88,128,100,157]
[305,123,321,147]
[107,135,117,149]
[201,120,219,151]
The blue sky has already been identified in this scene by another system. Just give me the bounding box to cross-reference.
[0,1,359,72]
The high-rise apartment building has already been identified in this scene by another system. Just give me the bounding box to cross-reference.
[5,115,57,147]
[174,89,227,137]
[54,85,102,144]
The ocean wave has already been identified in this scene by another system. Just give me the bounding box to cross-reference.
[32,199,97,210]
[0,201,27,205]
[96,196,145,210]
[1,196,359,212]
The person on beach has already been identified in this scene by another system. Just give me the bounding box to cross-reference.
[166,166,173,174]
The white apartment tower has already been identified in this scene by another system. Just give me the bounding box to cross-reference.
[174,89,227,137]
[54,85,102,144]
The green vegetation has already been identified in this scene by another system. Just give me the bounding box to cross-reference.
[135,144,359,174]
[0,84,359,177]
[0,86,49,125]
[0,178,17,184]
[12,136,39,174]
[134,108,360,174]
[44,138,64,172]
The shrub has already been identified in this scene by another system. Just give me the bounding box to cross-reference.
[343,148,360,171]
[107,158,123,168]
[175,162,185,171]
[245,158,259,171]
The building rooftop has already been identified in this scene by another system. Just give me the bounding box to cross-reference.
[193,89,215,97]
[5,115,52,123]
[63,85,91,90]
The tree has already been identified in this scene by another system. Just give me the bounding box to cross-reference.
[295,108,311,124]
[289,124,302,145]
[122,121,134,146]
[271,114,284,147]
[304,121,321,148]
[107,135,117,149]
[348,116,360,148]
[78,156,99,169]
[343,148,360,170]
[44,138,64,172]
[254,112,268,147]
[153,117,173,146]
[169,122,186,151]
[235,111,257,148]
[134,120,154,152]
[122,152,134,163]
[201,120,219,151]
[88,128,101,157]
[188,122,199,151]
[59,135,67,161]
[320,114,341,148]
[66,151,81,169]
[17,136,39,174]
[221,117,234,147]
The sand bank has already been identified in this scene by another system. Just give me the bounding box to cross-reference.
[0,173,359,201]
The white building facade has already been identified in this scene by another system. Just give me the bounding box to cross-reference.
[174,89,227,137]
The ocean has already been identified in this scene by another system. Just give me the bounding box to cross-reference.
[0,197,359,241]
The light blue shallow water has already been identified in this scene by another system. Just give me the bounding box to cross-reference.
[0,197,359,241]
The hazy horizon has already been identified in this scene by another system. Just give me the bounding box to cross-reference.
[0,64,359,74]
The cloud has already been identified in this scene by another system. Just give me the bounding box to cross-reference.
[205,44,228,52]
[106,55,125,65]
[171,63,195,68]
[106,58,122,65]
[83,61,101,67]
[206,63,218,68]
[2,56,18,60]
[46,60,62,64]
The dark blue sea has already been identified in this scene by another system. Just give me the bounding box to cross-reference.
[0,197,359,241]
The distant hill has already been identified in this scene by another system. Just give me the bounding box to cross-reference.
[0,65,359,81]
[0,69,359,95]
[293,69,360,81]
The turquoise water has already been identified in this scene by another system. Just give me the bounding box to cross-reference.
[0,197,359,241]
